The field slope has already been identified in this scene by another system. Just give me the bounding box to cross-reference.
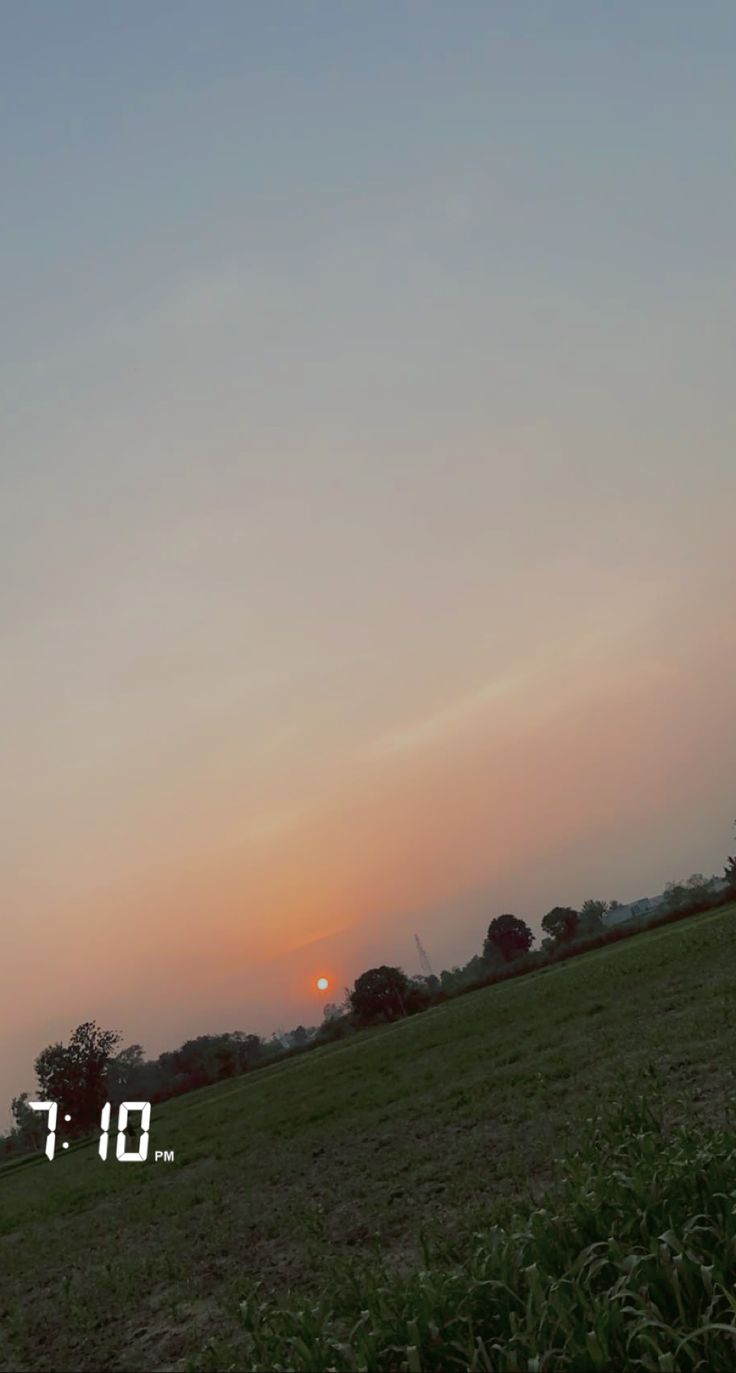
[2,904,736,1371]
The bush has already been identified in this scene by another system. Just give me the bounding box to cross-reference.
[314,1014,356,1046]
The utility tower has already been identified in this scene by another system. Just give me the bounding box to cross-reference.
[414,933,436,981]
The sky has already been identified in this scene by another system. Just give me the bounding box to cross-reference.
[2,2,735,1123]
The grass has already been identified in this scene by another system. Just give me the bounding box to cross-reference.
[196,1100,736,1371]
[1,903,735,1371]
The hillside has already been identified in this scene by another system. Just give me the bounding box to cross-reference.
[2,903,736,1372]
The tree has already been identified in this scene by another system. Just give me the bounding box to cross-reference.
[684,873,712,905]
[724,820,736,895]
[10,1093,45,1151]
[440,966,463,992]
[315,1011,354,1045]
[470,952,493,978]
[157,1032,263,1091]
[540,906,579,945]
[349,965,409,1024]
[403,978,434,1015]
[106,1044,145,1103]
[231,1031,264,1065]
[662,880,688,912]
[579,899,608,936]
[34,1022,122,1133]
[483,914,533,964]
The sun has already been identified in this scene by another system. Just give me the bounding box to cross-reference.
[316,976,329,992]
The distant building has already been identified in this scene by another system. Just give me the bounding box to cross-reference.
[602,894,664,928]
[602,875,728,929]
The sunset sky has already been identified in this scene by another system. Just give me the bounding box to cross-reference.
[2,2,735,1121]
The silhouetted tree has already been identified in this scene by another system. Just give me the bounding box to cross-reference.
[724,821,736,895]
[579,899,608,935]
[541,906,579,945]
[349,965,409,1023]
[314,1010,355,1044]
[403,978,434,1015]
[683,873,712,904]
[440,966,462,992]
[662,880,688,912]
[34,1022,122,1133]
[439,954,492,991]
[10,1093,45,1150]
[483,914,534,964]
[156,1032,263,1091]
[105,1044,145,1103]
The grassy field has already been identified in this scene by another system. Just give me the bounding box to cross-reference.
[2,903,736,1371]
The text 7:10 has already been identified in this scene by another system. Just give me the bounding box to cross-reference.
[29,1101,152,1162]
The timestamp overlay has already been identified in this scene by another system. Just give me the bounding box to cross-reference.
[28,1101,174,1164]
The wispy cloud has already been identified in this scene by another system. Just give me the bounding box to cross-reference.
[367,673,522,759]
[364,579,674,767]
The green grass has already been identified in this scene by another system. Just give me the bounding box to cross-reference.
[195,1100,736,1372]
[1,904,736,1371]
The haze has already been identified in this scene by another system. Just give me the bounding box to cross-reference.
[2,2,735,1119]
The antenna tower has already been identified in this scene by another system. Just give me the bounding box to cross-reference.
[414,933,435,981]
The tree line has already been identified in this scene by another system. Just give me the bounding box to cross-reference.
[2,1026,312,1157]
[4,830,735,1160]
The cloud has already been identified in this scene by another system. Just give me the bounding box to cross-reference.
[367,673,522,759]
[363,579,675,769]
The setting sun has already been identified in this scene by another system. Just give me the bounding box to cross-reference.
[316,977,329,992]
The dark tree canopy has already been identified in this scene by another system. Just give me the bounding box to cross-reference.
[541,906,579,945]
[10,1093,44,1150]
[483,914,534,964]
[157,1032,263,1091]
[579,899,608,935]
[349,965,409,1023]
[105,1043,145,1102]
[34,1021,122,1132]
[3,1024,274,1158]
[725,821,736,894]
